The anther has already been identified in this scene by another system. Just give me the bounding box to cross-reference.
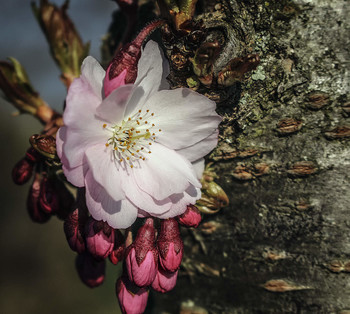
[105,143,109,147]
[103,124,107,128]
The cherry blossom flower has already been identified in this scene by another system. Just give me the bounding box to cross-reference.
[56,41,221,229]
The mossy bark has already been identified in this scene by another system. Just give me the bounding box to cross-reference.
[146,0,350,313]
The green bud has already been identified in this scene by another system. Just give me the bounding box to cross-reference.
[0,58,52,123]
[196,171,229,215]
[31,0,90,88]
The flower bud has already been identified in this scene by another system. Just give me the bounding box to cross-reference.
[27,173,51,223]
[177,204,201,228]
[0,58,52,123]
[157,219,183,272]
[31,0,90,88]
[39,176,60,214]
[116,275,149,314]
[104,20,164,97]
[12,158,34,185]
[64,205,87,254]
[125,218,158,287]
[109,229,125,265]
[75,253,105,288]
[151,267,178,293]
[85,217,115,260]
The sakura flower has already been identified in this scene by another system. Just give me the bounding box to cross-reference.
[56,40,221,229]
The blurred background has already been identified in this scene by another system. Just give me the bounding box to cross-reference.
[0,1,124,313]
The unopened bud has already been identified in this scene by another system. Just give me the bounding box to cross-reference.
[116,275,149,314]
[178,204,201,228]
[109,229,125,265]
[125,218,158,287]
[85,217,115,260]
[12,158,34,185]
[39,176,59,214]
[31,0,90,88]
[0,58,51,123]
[29,134,57,160]
[75,253,105,288]
[64,203,88,254]
[27,173,51,223]
[151,267,178,293]
[104,20,164,97]
[157,219,183,272]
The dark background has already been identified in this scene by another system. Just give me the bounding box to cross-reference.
[0,1,124,313]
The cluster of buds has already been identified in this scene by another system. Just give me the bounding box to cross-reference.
[64,191,126,287]
[117,209,201,313]
[12,134,74,223]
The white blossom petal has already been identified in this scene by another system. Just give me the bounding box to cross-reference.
[96,84,134,124]
[146,88,221,152]
[85,170,138,229]
[85,143,125,202]
[124,41,168,117]
[130,143,200,200]
[176,130,219,162]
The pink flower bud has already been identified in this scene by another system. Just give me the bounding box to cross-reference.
[12,157,34,185]
[116,275,149,314]
[39,176,60,214]
[109,229,125,265]
[157,219,183,272]
[76,253,105,288]
[125,218,158,287]
[85,217,115,260]
[178,204,202,228]
[64,200,88,254]
[104,20,164,97]
[151,267,178,293]
[27,173,51,223]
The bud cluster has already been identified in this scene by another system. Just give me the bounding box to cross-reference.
[117,207,201,313]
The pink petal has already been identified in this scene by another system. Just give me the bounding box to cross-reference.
[96,84,134,124]
[146,88,221,153]
[124,41,168,118]
[121,168,172,215]
[150,185,200,219]
[131,143,200,200]
[103,68,127,97]
[56,127,85,186]
[85,170,138,229]
[176,130,219,162]
[61,59,106,168]
[80,56,106,99]
[85,143,125,201]
[192,158,205,179]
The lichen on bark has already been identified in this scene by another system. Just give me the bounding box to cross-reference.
[144,0,350,313]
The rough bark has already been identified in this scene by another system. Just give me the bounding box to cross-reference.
[147,0,350,313]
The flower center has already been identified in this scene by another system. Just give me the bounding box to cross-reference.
[102,109,161,168]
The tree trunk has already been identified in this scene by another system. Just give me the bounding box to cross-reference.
[149,0,350,312]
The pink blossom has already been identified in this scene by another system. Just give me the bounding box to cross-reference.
[125,218,158,287]
[85,217,115,260]
[157,218,183,272]
[151,267,178,293]
[116,276,149,314]
[178,204,202,228]
[57,40,221,229]
[75,253,105,288]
